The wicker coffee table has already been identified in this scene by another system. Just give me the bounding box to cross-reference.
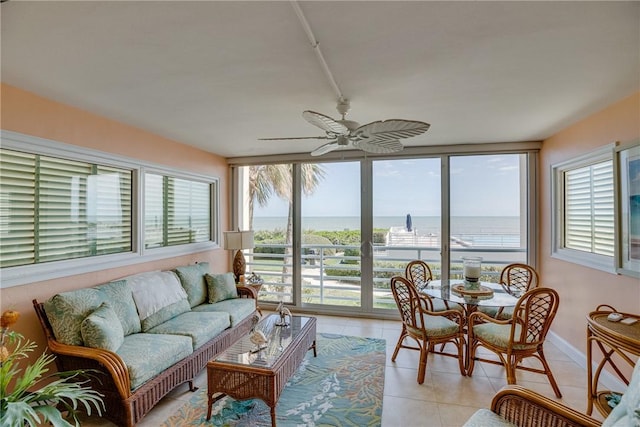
[206,314,317,426]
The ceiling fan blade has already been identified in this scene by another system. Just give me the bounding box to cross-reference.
[258,136,331,141]
[310,141,341,156]
[355,119,430,142]
[302,111,349,135]
[354,138,404,154]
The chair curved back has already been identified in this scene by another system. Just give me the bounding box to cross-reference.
[405,260,433,290]
[510,287,559,347]
[500,263,539,296]
[391,275,426,335]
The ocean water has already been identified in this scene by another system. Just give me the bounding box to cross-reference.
[253,215,520,234]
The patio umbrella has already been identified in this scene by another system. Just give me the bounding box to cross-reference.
[406,214,412,232]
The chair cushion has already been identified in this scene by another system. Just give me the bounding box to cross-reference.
[463,409,516,427]
[192,298,256,326]
[472,322,536,350]
[413,314,460,337]
[174,263,209,308]
[81,303,124,352]
[205,272,238,303]
[116,333,193,390]
[146,311,231,350]
[94,279,141,335]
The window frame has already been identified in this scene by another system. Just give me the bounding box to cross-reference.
[0,130,220,288]
[551,144,616,273]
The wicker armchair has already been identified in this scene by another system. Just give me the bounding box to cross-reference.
[390,275,466,383]
[480,263,539,319]
[467,287,562,398]
[405,260,462,312]
[464,385,601,427]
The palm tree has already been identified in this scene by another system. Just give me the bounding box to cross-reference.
[248,163,326,285]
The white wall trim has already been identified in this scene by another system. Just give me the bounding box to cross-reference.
[547,330,627,391]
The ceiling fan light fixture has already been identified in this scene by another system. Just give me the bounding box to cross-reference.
[260,99,430,156]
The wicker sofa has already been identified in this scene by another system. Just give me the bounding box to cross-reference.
[464,357,640,427]
[33,263,259,427]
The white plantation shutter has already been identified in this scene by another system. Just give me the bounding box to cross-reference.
[144,173,210,248]
[0,148,132,268]
[0,150,36,267]
[564,160,614,256]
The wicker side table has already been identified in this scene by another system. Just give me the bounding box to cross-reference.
[206,315,317,426]
[586,306,640,416]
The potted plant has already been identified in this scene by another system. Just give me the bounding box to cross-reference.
[0,309,104,427]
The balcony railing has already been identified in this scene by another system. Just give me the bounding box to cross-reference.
[245,243,526,310]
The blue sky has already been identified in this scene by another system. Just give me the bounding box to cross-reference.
[254,154,522,217]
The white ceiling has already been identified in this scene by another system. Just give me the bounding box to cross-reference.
[2,1,639,159]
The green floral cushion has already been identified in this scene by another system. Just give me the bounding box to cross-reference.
[472,322,536,350]
[140,299,191,332]
[174,263,209,308]
[116,333,193,390]
[463,409,516,427]
[146,311,230,350]
[192,298,256,326]
[81,303,125,352]
[205,272,238,303]
[94,279,141,335]
[408,313,459,338]
[44,288,104,345]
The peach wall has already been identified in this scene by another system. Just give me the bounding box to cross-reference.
[0,83,231,354]
[539,92,640,363]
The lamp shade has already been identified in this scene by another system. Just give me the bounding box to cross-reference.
[223,230,255,250]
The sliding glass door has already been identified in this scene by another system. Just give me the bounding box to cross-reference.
[449,154,528,282]
[300,162,361,309]
[372,158,441,310]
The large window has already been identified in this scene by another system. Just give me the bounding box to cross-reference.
[552,146,615,271]
[232,146,537,316]
[0,131,220,288]
[0,148,132,268]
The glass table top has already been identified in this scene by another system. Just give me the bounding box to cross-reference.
[213,314,313,368]
[421,279,519,308]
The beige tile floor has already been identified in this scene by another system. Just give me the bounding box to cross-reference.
[80,313,605,427]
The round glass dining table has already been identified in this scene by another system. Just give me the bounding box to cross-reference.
[419,279,519,318]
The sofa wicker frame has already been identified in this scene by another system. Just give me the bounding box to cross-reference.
[490,385,601,427]
[33,286,257,427]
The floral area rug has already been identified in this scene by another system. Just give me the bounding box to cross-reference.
[161,333,386,427]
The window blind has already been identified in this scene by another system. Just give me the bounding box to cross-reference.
[0,148,132,268]
[144,173,210,248]
[564,160,614,256]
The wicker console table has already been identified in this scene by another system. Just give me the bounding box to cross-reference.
[206,314,317,426]
[586,305,640,417]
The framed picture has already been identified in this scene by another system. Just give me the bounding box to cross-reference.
[615,140,640,278]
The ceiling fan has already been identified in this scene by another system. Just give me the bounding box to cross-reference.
[259,99,430,156]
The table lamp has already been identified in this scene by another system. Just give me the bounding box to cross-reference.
[223,230,255,283]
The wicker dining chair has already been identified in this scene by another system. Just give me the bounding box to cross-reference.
[480,263,539,320]
[467,287,562,398]
[405,260,463,313]
[390,275,466,383]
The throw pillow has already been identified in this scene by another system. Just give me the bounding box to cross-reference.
[81,303,125,352]
[44,288,104,346]
[205,272,238,303]
[174,263,209,308]
[94,279,141,335]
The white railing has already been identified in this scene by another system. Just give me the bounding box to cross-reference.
[245,243,526,310]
